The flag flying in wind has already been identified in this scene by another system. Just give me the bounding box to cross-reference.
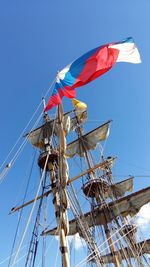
[44,37,141,111]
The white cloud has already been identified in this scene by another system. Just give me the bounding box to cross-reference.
[135,203,150,235]
[67,233,86,250]
[55,233,86,251]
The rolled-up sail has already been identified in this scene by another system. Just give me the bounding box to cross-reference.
[66,120,111,158]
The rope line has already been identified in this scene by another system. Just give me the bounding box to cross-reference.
[10,152,50,267]
[0,244,27,265]
[0,112,42,184]
[75,222,137,267]
[75,213,150,267]
[0,78,56,183]
[36,234,57,267]
[0,100,42,172]
[8,150,37,267]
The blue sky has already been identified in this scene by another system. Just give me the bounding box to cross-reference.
[0,0,150,266]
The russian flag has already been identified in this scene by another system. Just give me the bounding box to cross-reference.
[44,37,141,111]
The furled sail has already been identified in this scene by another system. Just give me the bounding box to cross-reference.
[43,186,150,236]
[65,120,111,158]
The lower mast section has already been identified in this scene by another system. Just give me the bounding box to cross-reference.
[57,104,70,267]
[39,104,70,267]
[48,156,70,267]
[103,216,121,267]
[95,193,121,267]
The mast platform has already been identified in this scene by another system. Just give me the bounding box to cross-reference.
[82,178,109,198]
[38,150,58,170]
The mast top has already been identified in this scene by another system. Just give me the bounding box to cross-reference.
[42,97,47,114]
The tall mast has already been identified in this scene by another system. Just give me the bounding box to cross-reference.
[37,103,70,267]
[57,104,70,267]
[96,193,121,267]
[72,103,121,266]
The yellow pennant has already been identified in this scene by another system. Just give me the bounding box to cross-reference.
[72,98,87,111]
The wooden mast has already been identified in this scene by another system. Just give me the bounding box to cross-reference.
[73,103,121,266]
[102,215,121,267]
[41,101,70,267]
[95,192,121,267]
[57,104,70,267]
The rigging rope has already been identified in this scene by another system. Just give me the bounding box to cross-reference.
[75,212,150,267]
[136,226,150,266]
[14,252,28,265]
[67,186,103,267]
[76,221,137,267]
[42,194,49,267]
[8,149,37,267]
[54,240,60,267]
[24,172,47,267]
[0,78,56,183]
[10,152,50,267]
[0,244,28,265]
[36,234,57,267]
[0,112,42,184]
[12,149,37,209]
[0,100,42,172]
[104,187,139,262]
[73,177,150,267]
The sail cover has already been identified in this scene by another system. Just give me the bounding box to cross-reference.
[65,120,111,158]
[43,186,150,236]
